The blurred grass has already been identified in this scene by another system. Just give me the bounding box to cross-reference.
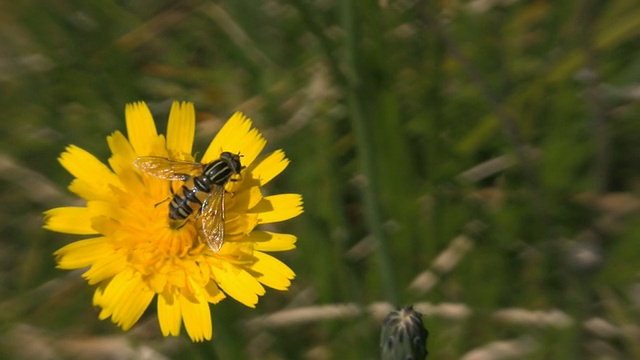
[2,0,640,359]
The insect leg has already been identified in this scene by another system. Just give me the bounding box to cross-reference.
[152,181,176,208]
[171,218,189,229]
[154,197,171,208]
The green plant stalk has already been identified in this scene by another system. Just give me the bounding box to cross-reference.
[339,0,398,305]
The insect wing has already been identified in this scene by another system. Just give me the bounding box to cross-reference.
[134,156,204,181]
[198,186,226,252]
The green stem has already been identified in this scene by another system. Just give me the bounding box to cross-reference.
[339,0,398,305]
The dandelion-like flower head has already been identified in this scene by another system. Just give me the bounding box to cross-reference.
[44,101,303,341]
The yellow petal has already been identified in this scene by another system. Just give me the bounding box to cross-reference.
[182,261,204,285]
[166,101,195,159]
[89,216,121,238]
[249,150,289,187]
[211,263,264,308]
[99,271,154,331]
[83,255,127,285]
[201,112,266,166]
[158,292,181,337]
[54,237,112,269]
[94,272,127,319]
[180,292,212,342]
[93,284,110,319]
[67,179,102,201]
[87,200,123,222]
[204,281,226,304]
[250,231,297,252]
[43,207,98,235]
[125,102,158,156]
[115,279,155,331]
[59,145,119,185]
[226,186,262,217]
[222,212,259,239]
[148,273,168,294]
[198,260,211,282]
[59,145,122,200]
[252,251,295,290]
[107,131,140,189]
[253,194,304,224]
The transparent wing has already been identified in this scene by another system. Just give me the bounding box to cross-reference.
[198,186,226,253]
[134,156,204,181]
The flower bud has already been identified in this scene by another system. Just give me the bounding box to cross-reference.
[380,306,429,360]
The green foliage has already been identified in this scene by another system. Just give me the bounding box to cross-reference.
[2,0,640,358]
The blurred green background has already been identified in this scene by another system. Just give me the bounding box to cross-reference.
[2,0,640,359]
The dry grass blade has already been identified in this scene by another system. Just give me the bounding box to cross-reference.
[492,308,573,329]
[410,224,481,296]
[0,153,70,206]
[460,336,538,360]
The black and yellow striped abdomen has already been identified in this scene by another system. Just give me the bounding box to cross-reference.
[168,152,241,221]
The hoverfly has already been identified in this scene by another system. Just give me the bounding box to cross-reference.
[133,152,242,253]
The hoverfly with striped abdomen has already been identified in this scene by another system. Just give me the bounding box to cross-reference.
[133,151,242,253]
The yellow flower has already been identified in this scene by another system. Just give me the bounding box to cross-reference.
[44,101,303,342]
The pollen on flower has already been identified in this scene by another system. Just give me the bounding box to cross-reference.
[45,101,303,342]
